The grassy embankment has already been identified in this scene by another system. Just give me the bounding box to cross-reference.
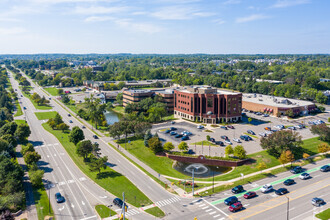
[22,91,52,110]
[35,111,58,120]
[32,186,55,220]
[316,208,330,220]
[42,123,153,208]
[44,87,59,96]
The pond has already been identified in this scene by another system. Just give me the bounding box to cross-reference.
[173,162,232,178]
[104,110,122,125]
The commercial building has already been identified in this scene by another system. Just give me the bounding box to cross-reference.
[242,93,317,116]
[174,86,242,124]
[122,89,174,112]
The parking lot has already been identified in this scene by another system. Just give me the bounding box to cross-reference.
[151,111,324,157]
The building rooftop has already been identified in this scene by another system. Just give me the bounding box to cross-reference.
[242,93,314,108]
[178,85,240,95]
[154,89,174,94]
[124,89,153,94]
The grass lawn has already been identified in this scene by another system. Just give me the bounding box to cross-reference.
[44,87,59,96]
[42,123,152,207]
[95,205,116,218]
[144,206,165,218]
[316,208,330,220]
[22,92,52,110]
[163,114,176,121]
[35,111,58,120]
[15,119,27,125]
[191,140,218,146]
[244,133,258,139]
[301,137,324,155]
[204,129,213,132]
[14,100,23,117]
[112,106,125,115]
[32,186,54,220]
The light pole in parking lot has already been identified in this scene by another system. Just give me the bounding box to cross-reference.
[285,195,289,220]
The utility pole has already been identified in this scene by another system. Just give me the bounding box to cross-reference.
[48,181,51,214]
[122,192,126,220]
[212,170,214,193]
[286,196,289,220]
[192,169,195,196]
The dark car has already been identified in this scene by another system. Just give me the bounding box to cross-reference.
[275,188,288,195]
[93,135,98,139]
[220,126,228,130]
[283,179,295,186]
[23,107,26,110]
[232,185,244,194]
[227,125,235,129]
[311,198,324,207]
[240,135,249,141]
[320,165,330,172]
[247,130,255,135]
[181,136,189,141]
[243,191,257,199]
[170,131,177,135]
[55,192,64,203]
[165,129,171,134]
[170,127,177,131]
[210,138,215,142]
[216,141,224,146]
[224,196,238,205]
[175,134,183,138]
[69,120,73,123]
[171,121,175,124]
[81,125,86,129]
[68,114,71,117]
[290,166,303,174]
[221,135,228,140]
[228,202,243,212]
[187,149,194,154]
[113,198,128,208]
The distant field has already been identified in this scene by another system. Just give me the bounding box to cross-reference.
[44,87,59,96]
[35,111,57,120]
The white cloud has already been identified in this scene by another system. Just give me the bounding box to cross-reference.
[114,19,163,34]
[84,16,114,22]
[29,0,118,3]
[236,14,269,23]
[271,0,310,8]
[223,0,241,5]
[213,18,225,25]
[74,6,128,15]
[0,27,26,35]
[151,6,214,20]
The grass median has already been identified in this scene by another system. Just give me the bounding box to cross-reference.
[144,206,165,218]
[22,92,52,110]
[14,100,23,117]
[32,186,55,220]
[191,140,218,146]
[44,87,59,96]
[35,111,58,120]
[95,205,116,218]
[316,208,330,220]
[42,123,152,207]
[15,119,27,125]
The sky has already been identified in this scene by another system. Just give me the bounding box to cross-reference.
[0,0,329,54]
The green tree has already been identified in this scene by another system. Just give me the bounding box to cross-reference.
[116,93,123,105]
[57,123,69,132]
[256,162,267,174]
[278,150,295,167]
[29,169,44,187]
[62,94,70,104]
[148,136,163,153]
[233,145,247,159]
[144,129,152,147]
[14,123,31,143]
[21,143,35,156]
[108,122,123,140]
[310,124,330,142]
[76,140,93,159]
[1,134,17,148]
[89,156,108,174]
[69,126,85,145]
[178,141,188,152]
[24,151,41,165]
[54,113,63,125]
[58,88,64,95]
[317,143,330,153]
[163,142,175,152]
[206,135,210,141]
[225,145,234,157]
[316,91,328,104]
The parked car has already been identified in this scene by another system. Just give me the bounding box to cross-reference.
[216,141,224,146]
[170,127,177,131]
[68,114,71,117]
[287,126,296,130]
[290,166,303,174]
[181,136,189,141]
[275,188,288,195]
[165,129,171,134]
[261,184,273,193]
[308,121,315,125]
[231,185,244,194]
[256,112,262,115]
[170,131,177,135]
[224,140,232,145]
[265,131,273,135]
[23,107,26,110]
[224,196,238,205]
[283,179,295,186]
[228,202,243,212]
[275,125,285,130]
[197,125,204,129]
[320,165,330,172]
[263,114,269,117]
[209,138,215,142]
[49,97,51,100]
[113,198,128,208]
[171,121,175,124]
[240,135,250,141]
[81,125,86,129]
[220,126,228,130]
[93,135,98,139]
[299,173,310,180]
[259,132,267,137]
[233,138,241,143]
[311,198,324,207]
[243,191,257,199]
[175,134,182,138]
[55,192,65,203]
[69,120,73,123]
[247,130,255,135]
[227,125,234,129]
[264,127,271,131]
[221,135,228,140]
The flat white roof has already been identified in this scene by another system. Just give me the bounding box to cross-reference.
[243,93,315,108]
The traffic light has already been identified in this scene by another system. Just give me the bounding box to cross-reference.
[120,214,123,220]
[125,206,127,212]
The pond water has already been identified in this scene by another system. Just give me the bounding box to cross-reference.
[173,162,232,178]
[104,110,122,125]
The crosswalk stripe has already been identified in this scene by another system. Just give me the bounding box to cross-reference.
[199,204,206,207]
[209,211,216,215]
[202,206,209,210]
[213,214,220,218]
[205,209,213,212]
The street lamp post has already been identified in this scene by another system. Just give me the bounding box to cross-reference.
[285,195,289,220]
[212,170,214,193]
[47,181,51,214]
[192,169,195,196]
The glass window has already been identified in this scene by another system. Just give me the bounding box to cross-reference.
[207,98,213,107]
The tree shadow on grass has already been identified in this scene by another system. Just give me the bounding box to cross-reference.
[96,171,122,179]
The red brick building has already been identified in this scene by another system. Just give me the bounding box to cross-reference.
[174,86,242,123]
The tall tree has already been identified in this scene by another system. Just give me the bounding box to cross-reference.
[76,140,93,159]
[69,126,85,145]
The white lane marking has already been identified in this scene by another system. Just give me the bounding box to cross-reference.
[209,211,217,215]
[203,199,229,217]
[289,207,295,211]
[54,154,56,156]
[245,204,250,207]
[205,209,213,212]
[202,206,209,210]
[41,145,45,148]
[67,179,75,184]
[218,218,225,220]
[99,196,107,199]
[82,201,85,205]
[199,204,206,207]
[58,181,65,186]
[213,214,220,218]
[71,204,74,208]
[80,215,97,220]
[192,199,200,202]
[47,155,49,158]
[59,206,65,211]
[79,177,86,181]
[54,143,59,146]
[48,144,52,146]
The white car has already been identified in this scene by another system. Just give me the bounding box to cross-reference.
[299,173,310,180]
[233,138,241,143]
[197,125,204,129]
[261,184,273,193]
[224,139,232,145]
[259,132,267,137]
